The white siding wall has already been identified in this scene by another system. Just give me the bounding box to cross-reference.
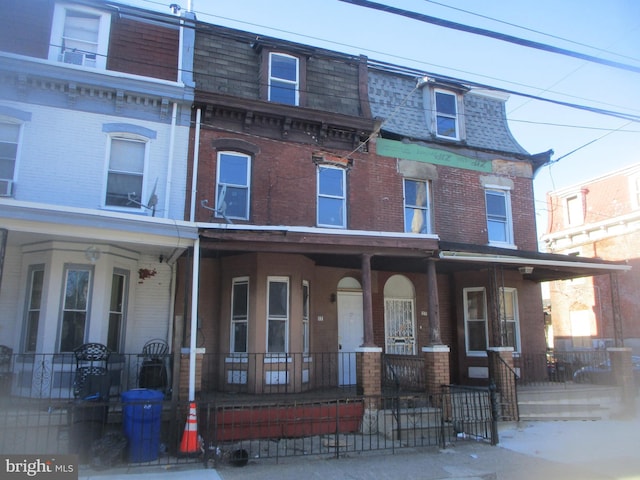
[2,100,189,220]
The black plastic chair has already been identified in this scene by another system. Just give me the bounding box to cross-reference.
[0,345,13,393]
[138,339,169,391]
[70,343,111,462]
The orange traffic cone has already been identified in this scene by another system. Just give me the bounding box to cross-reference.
[179,402,201,456]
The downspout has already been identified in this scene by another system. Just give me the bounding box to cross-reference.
[189,237,200,402]
[164,102,178,218]
[188,108,202,402]
[190,108,201,222]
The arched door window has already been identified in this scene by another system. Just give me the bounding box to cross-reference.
[384,275,416,355]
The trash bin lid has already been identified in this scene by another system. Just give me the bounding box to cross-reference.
[121,388,164,403]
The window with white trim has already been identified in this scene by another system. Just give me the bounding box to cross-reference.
[404,179,431,234]
[499,287,520,352]
[434,89,459,139]
[267,277,289,353]
[216,152,251,221]
[49,4,111,69]
[231,277,249,354]
[0,120,20,191]
[268,53,299,106]
[317,165,346,228]
[59,265,92,352]
[464,287,488,356]
[485,188,514,246]
[107,270,128,352]
[105,136,148,209]
[24,265,45,353]
[565,194,583,226]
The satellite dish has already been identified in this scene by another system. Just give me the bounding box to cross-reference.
[200,185,232,223]
[127,178,159,216]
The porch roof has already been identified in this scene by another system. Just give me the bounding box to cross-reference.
[438,241,631,283]
[198,224,440,271]
[198,225,631,282]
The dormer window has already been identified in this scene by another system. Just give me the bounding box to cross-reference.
[268,53,299,106]
[420,78,466,141]
[434,89,459,139]
[49,3,111,69]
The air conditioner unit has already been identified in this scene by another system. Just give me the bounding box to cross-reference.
[0,180,13,197]
[61,50,97,67]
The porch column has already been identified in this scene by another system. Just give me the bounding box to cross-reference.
[608,347,636,416]
[361,253,375,347]
[422,345,450,395]
[356,347,382,397]
[610,273,624,347]
[426,258,441,345]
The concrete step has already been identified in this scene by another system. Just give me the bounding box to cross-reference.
[517,385,621,421]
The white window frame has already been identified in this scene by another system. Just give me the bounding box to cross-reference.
[499,287,521,353]
[433,88,460,140]
[266,276,289,354]
[59,265,93,352]
[104,133,150,211]
[317,165,346,229]
[631,174,640,210]
[268,52,299,106]
[403,178,431,234]
[564,193,583,227]
[216,151,251,221]
[23,265,45,353]
[463,287,488,357]
[0,118,24,190]
[48,3,111,70]
[230,277,249,354]
[485,187,514,247]
[107,269,129,353]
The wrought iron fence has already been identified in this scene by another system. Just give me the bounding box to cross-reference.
[382,354,426,392]
[0,389,496,468]
[514,350,609,386]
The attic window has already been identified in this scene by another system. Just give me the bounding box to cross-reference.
[419,77,466,141]
[269,53,299,106]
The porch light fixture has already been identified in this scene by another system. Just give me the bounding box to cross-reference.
[85,246,100,263]
[518,266,534,275]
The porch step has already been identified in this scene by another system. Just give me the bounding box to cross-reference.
[517,385,621,421]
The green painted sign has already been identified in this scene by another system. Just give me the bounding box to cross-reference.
[376,138,492,173]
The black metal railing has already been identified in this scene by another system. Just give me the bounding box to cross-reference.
[487,351,519,422]
[514,350,609,386]
[382,354,425,392]
[2,352,173,400]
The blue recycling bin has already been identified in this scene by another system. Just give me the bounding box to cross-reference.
[121,389,164,462]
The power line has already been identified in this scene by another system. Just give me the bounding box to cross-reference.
[338,0,640,74]
[422,0,640,64]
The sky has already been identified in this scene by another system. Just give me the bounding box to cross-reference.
[123,0,640,239]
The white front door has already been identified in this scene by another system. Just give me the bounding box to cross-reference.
[337,291,363,385]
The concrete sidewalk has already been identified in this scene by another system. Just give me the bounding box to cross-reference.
[80,408,640,480]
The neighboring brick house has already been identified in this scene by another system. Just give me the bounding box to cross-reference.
[541,163,640,353]
[177,19,629,399]
[0,0,196,398]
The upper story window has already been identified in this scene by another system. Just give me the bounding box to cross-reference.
[317,165,346,228]
[0,119,21,196]
[434,89,459,139]
[404,179,431,234]
[268,53,299,106]
[216,152,251,221]
[105,136,148,209]
[565,194,583,226]
[49,3,111,69]
[485,187,514,247]
[630,174,640,210]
